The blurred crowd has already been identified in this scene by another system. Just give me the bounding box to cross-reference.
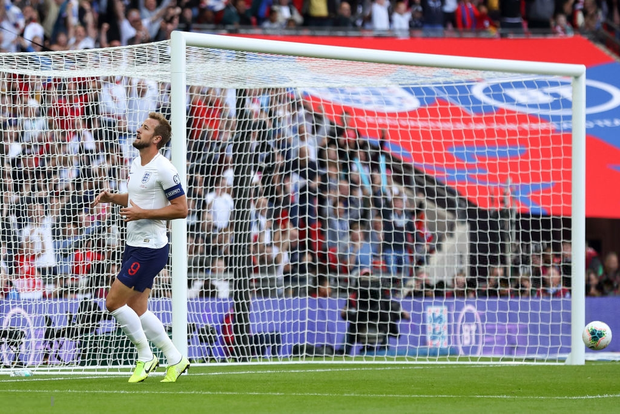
[0,0,615,55]
[0,69,440,301]
[0,69,616,302]
[0,0,618,302]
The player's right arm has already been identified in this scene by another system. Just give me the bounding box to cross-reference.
[92,190,129,207]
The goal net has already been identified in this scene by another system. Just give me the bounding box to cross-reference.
[0,35,585,373]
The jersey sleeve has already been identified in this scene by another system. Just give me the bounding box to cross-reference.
[159,160,185,201]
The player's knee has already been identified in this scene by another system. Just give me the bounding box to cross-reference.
[106,296,121,313]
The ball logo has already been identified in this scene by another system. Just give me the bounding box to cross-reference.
[303,87,421,113]
[471,78,620,115]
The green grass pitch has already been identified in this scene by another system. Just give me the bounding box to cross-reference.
[1,362,619,413]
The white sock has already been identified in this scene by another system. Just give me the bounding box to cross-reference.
[140,310,182,365]
[110,305,153,362]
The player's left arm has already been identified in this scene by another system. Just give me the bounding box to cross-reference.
[120,195,188,222]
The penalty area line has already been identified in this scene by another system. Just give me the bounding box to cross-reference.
[0,389,618,400]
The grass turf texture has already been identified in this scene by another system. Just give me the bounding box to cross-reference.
[0,363,618,413]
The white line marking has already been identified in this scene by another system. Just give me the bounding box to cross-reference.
[0,389,618,400]
[0,364,520,383]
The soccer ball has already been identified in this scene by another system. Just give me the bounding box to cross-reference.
[582,321,612,351]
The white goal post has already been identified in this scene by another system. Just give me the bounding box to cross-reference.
[0,33,586,374]
[169,31,586,365]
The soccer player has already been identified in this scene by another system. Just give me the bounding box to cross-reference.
[93,112,189,383]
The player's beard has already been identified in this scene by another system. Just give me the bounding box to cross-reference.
[132,138,150,150]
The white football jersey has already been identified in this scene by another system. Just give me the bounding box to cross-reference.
[126,153,184,248]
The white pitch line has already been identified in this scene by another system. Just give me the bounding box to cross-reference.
[0,363,574,384]
[192,365,500,376]
[0,389,618,400]
[0,364,516,383]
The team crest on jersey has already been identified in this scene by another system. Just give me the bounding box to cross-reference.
[141,172,151,184]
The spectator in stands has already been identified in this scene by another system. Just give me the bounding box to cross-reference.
[128,79,158,134]
[0,246,12,300]
[196,257,230,299]
[22,6,45,49]
[0,0,24,53]
[50,30,71,51]
[99,77,129,139]
[603,0,620,25]
[553,13,574,35]
[221,0,254,26]
[370,0,390,30]
[271,224,292,291]
[312,273,333,297]
[140,0,174,38]
[346,222,374,274]
[326,198,350,249]
[403,269,435,297]
[21,199,57,295]
[272,0,305,26]
[443,0,458,28]
[452,269,475,298]
[559,241,572,288]
[319,162,341,213]
[525,0,555,29]
[262,9,284,29]
[251,196,273,246]
[53,217,101,291]
[71,237,104,296]
[303,0,336,26]
[391,1,412,33]
[410,0,424,28]
[205,176,235,233]
[586,268,602,296]
[292,146,319,235]
[455,0,479,30]
[369,214,384,259]
[188,233,209,277]
[582,0,603,30]
[118,7,150,46]
[153,7,181,41]
[413,204,434,266]
[338,178,363,222]
[499,0,524,34]
[22,99,47,144]
[480,265,510,297]
[13,237,44,299]
[537,266,570,298]
[529,244,545,288]
[50,0,75,45]
[68,24,96,50]
[422,0,445,35]
[333,1,356,27]
[513,274,534,297]
[586,245,604,277]
[598,251,620,295]
[381,193,416,279]
[476,4,497,32]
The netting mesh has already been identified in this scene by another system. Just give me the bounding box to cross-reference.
[0,40,574,371]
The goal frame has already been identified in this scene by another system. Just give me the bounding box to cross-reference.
[169,31,586,365]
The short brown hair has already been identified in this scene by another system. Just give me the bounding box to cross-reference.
[149,112,171,149]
